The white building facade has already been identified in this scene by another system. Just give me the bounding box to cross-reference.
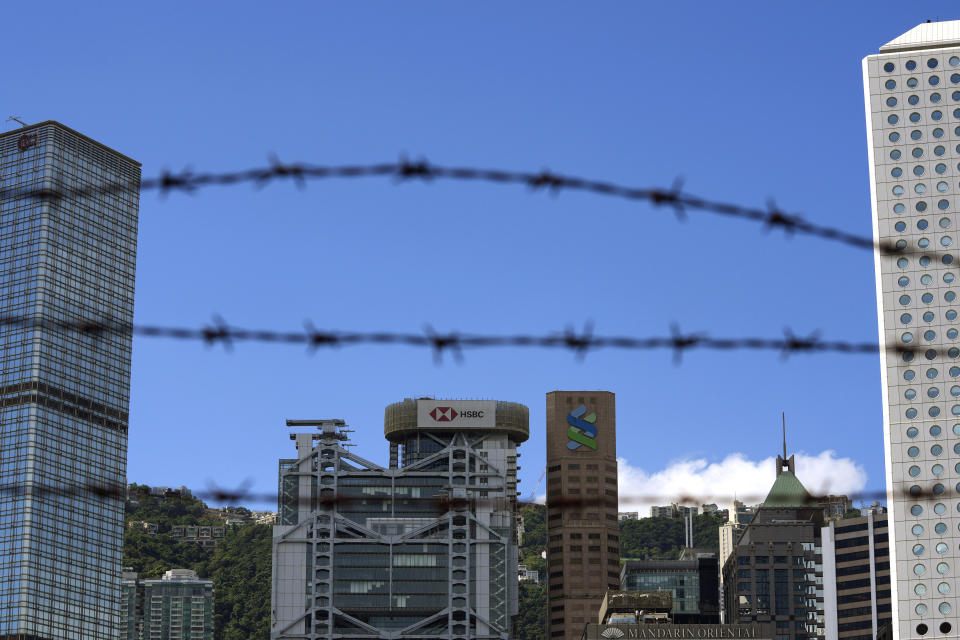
[864,20,960,640]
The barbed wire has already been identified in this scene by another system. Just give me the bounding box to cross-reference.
[13,481,897,509]
[0,158,897,254]
[0,313,913,361]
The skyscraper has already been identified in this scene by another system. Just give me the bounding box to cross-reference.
[720,453,825,640]
[864,21,960,640]
[544,391,619,640]
[0,122,140,639]
[271,398,528,640]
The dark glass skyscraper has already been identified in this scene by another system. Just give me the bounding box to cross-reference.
[0,122,140,639]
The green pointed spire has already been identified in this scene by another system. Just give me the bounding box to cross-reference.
[762,469,812,508]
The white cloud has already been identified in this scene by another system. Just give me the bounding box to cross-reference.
[616,450,868,514]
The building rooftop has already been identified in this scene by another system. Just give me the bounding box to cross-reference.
[761,470,812,508]
[880,20,960,53]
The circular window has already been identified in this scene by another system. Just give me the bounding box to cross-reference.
[942,623,953,634]
[936,145,946,155]
[934,107,944,117]
[911,112,922,123]
[892,167,903,178]
[917,624,928,636]
[945,255,954,265]
[912,130,923,140]
[941,581,952,593]
[947,274,957,285]
[954,74,960,83]
[914,524,925,535]
[913,504,924,515]
[942,200,952,210]
[917,583,928,595]
[896,221,907,231]
[908,445,921,456]
[916,563,928,575]
[921,274,933,285]
[894,185,905,195]
[925,330,937,341]
[947,311,957,321]
[937,162,947,173]
[918,201,929,212]
[944,236,954,246]
[884,62,895,72]
[934,483,945,494]
[947,291,957,302]
[906,369,917,380]
[910,465,922,477]
[886,79,897,89]
[952,57,960,67]
[932,76,942,86]
[903,313,914,323]
[927,368,937,378]
[907,408,919,419]
[920,237,931,248]
[933,444,944,455]
[909,77,919,88]
[890,132,901,142]
[935,462,945,475]
[938,181,949,191]
[951,347,960,357]
[935,127,945,137]
[938,562,949,574]
[906,389,918,399]
[895,203,906,213]
[952,366,960,376]
[930,58,940,69]
[941,216,951,226]
[931,424,942,435]
[936,522,948,534]
[892,149,903,160]
[937,542,949,554]
[901,295,912,305]
[936,503,947,514]
[953,386,960,396]
[924,293,935,303]
[934,95,944,105]
[917,603,929,615]
[915,165,926,176]
[898,257,909,268]
[949,329,959,339]
[917,183,928,194]
[927,348,938,359]
[915,544,926,556]
[908,426,919,438]
[900,276,911,287]
[905,351,916,362]
[910,94,921,105]
[931,406,942,417]
[941,602,952,615]
[909,60,919,70]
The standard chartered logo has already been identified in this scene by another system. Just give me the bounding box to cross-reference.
[566,404,598,450]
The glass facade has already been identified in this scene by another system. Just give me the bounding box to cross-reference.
[0,122,140,639]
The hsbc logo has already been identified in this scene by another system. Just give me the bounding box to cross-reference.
[428,407,486,422]
[429,407,458,422]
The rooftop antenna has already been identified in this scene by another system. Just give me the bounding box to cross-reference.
[782,412,787,460]
[6,116,27,128]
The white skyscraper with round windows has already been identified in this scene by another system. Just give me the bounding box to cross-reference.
[865,21,960,640]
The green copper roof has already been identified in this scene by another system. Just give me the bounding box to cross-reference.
[762,470,812,508]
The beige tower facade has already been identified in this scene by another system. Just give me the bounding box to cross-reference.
[545,391,620,640]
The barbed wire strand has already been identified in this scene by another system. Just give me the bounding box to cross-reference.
[0,159,900,254]
[0,313,921,361]
[16,481,898,508]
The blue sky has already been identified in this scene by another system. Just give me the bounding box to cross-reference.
[2,3,948,509]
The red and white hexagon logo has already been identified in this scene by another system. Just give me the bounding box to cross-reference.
[429,407,458,422]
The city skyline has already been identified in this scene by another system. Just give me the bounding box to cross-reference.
[0,3,914,514]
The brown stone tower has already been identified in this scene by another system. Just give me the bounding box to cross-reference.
[545,391,620,640]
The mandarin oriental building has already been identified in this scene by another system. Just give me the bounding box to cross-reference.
[545,391,620,640]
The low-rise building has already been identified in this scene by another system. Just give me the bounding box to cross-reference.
[121,569,214,640]
[519,564,540,584]
[127,520,158,535]
[818,495,853,523]
[620,549,720,624]
[617,512,639,522]
[648,504,698,519]
[170,525,226,548]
